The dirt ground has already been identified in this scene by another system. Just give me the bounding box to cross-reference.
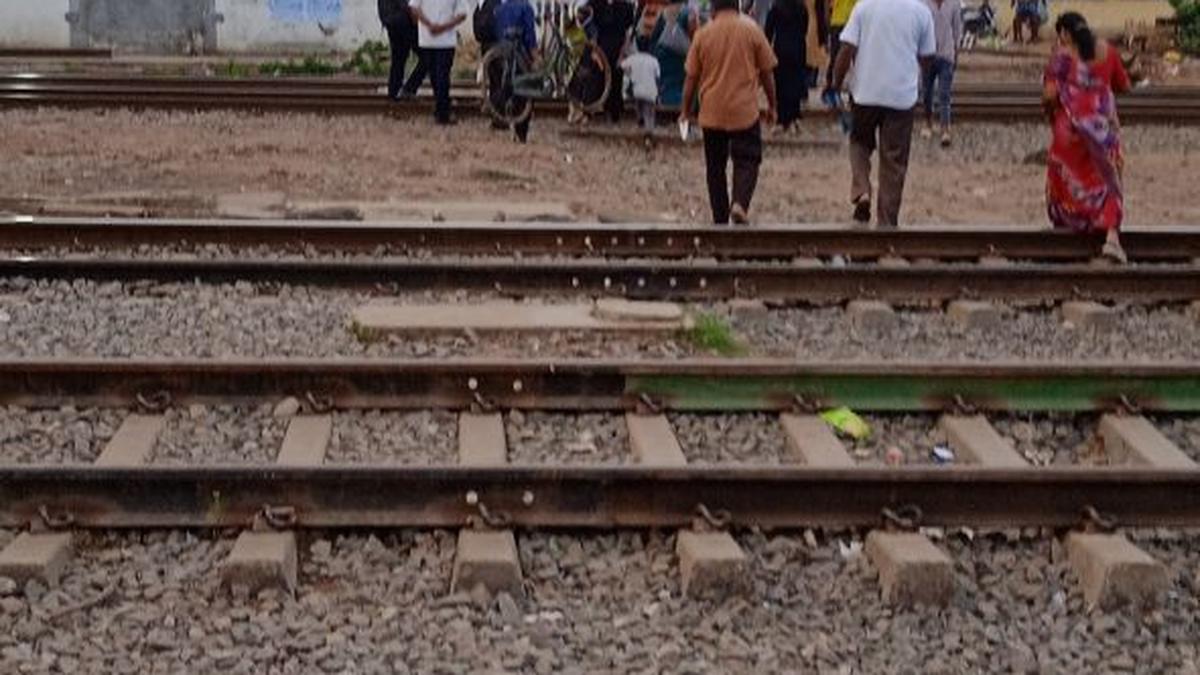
[2,107,1200,226]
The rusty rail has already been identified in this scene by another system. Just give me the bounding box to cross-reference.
[0,358,1197,411]
[0,255,1197,302]
[1,74,1197,122]
[3,465,1200,529]
[4,218,1200,262]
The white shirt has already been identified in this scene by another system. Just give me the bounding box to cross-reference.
[840,0,936,110]
[411,0,470,49]
[621,51,661,102]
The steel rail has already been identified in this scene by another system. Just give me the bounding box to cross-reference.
[4,217,1200,262]
[4,73,1199,98]
[0,358,1198,411]
[1,77,1196,122]
[1,256,1198,302]
[2,465,1200,529]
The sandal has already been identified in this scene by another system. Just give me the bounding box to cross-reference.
[1101,240,1128,264]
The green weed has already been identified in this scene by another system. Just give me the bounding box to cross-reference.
[684,313,746,357]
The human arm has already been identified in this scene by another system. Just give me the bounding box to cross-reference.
[755,31,779,124]
[952,0,964,62]
[831,4,858,90]
[1109,43,1132,95]
[681,37,699,121]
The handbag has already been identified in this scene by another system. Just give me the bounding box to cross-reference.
[657,9,691,56]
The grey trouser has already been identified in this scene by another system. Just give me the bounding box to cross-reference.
[635,100,656,131]
[849,103,915,227]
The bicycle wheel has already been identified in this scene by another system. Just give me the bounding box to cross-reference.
[565,40,611,115]
[480,43,534,125]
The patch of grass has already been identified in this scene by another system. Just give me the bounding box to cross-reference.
[683,313,746,357]
[258,55,340,77]
[218,60,258,78]
[347,39,390,77]
[348,320,382,344]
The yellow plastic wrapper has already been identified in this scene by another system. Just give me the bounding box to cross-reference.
[820,406,871,440]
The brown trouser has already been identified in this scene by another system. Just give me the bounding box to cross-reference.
[849,104,915,227]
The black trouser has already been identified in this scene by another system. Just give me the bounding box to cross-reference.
[427,47,455,122]
[385,23,428,98]
[702,123,763,224]
[603,48,623,122]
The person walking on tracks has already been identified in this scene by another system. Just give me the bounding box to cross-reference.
[379,0,429,100]
[591,0,636,123]
[831,0,935,227]
[493,0,540,142]
[680,0,778,225]
[410,0,471,124]
[920,0,963,147]
[1042,12,1132,263]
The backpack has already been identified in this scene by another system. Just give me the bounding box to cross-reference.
[656,8,690,56]
[473,0,502,44]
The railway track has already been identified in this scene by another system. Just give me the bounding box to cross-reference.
[1,357,1199,532]
[4,216,1200,262]
[2,73,1197,122]
[2,219,1199,302]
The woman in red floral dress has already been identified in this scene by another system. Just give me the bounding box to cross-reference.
[1042,11,1131,262]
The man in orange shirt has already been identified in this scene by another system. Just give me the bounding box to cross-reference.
[680,0,778,225]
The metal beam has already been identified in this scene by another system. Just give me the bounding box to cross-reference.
[4,218,1200,261]
[0,358,1198,411]
[1,257,1199,302]
[2,465,1199,529]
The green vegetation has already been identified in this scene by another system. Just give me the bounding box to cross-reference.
[346,40,390,76]
[1171,0,1200,54]
[258,55,340,77]
[215,40,397,79]
[683,313,746,357]
[348,320,382,344]
[218,60,258,78]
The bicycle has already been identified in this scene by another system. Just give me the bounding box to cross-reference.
[480,3,612,125]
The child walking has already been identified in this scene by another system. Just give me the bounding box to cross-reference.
[620,37,662,146]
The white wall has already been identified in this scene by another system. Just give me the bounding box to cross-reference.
[0,1,71,49]
[214,0,387,52]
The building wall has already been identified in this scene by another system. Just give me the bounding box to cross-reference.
[2,1,72,49]
[0,0,392,53]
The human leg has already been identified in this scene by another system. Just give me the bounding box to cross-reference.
[921,61,937,132]
[385,25,410,99]
[606,53,624,123]
[875,107,915,227]
[848,103,881,222]
[729,123,763,217]
[405,42,434,96]
[702,129,732,224]
[430,48,455,123]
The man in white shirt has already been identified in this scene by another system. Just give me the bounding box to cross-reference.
[410,0,470,124]
[831,0,935,227]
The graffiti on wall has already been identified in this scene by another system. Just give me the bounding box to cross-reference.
[269,0,344,22]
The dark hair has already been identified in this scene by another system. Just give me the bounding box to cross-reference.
[712,0,739,13]
[1055,11,1096,62]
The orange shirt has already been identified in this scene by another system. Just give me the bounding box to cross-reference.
[685,11,778,131]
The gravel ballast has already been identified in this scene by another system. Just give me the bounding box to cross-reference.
[847,414,943,466]
[505,412,629,465]
[669,413,792,465]
[4,281,1200,362]
[1149,415,1200,463]
[1,529,1198,673]
[990,414,1107,466]
[150,405,286,465]
[326,410,457,465]
[0,407,124,464]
